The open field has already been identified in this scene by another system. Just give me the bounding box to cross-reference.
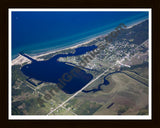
[11,20,149,116]
[12,65,73,115]
[61,71,148,115]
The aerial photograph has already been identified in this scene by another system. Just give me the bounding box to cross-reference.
[9,9,151,119]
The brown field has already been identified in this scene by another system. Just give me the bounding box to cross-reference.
[66,72,148,115]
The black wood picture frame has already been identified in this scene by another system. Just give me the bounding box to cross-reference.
[0,0,159,128]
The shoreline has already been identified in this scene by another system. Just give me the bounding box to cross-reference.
[11,37,98,66]
[126,18,148,29]
[12,19,147,66]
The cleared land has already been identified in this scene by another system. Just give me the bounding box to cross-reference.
[62,70,148,115]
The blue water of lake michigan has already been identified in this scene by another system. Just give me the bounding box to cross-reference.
[12,11,148,59]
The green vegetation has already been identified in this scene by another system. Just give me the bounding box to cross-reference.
[67,99,102,115]
[122,70,148,86]
[12,101,24,115]
[12,65,28,85]
[121,62,149,80]
[111,20,148,45]
[11,20,149,115]
[137,105,148,115]
[69,67,148,115]
[117,106,129,115]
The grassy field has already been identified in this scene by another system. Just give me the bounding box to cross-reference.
[122,70,148,86]
[64,71,148,115]
[12,62,149,115]
[65,99,102,115]
[12,65,72,115]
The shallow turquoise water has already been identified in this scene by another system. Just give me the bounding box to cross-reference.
[12,11,148,59]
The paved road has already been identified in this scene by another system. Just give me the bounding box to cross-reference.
[47,68,112,115]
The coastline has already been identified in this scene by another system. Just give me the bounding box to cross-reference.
[11,19,147,66]
[11,37,97,66]
[126,18,148,29]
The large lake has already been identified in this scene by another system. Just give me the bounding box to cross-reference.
[21,45,97,94]
[12,12,148,59]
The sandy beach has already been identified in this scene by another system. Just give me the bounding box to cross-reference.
[11,19,147,66]
[126,19,147,29]
[11,37,98,66]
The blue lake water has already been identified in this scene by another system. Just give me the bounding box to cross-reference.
[82,72,118,93]
[21,45,97,94]
[82,78,109,93]
[13,11,149,94]
[12,11,149,59]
